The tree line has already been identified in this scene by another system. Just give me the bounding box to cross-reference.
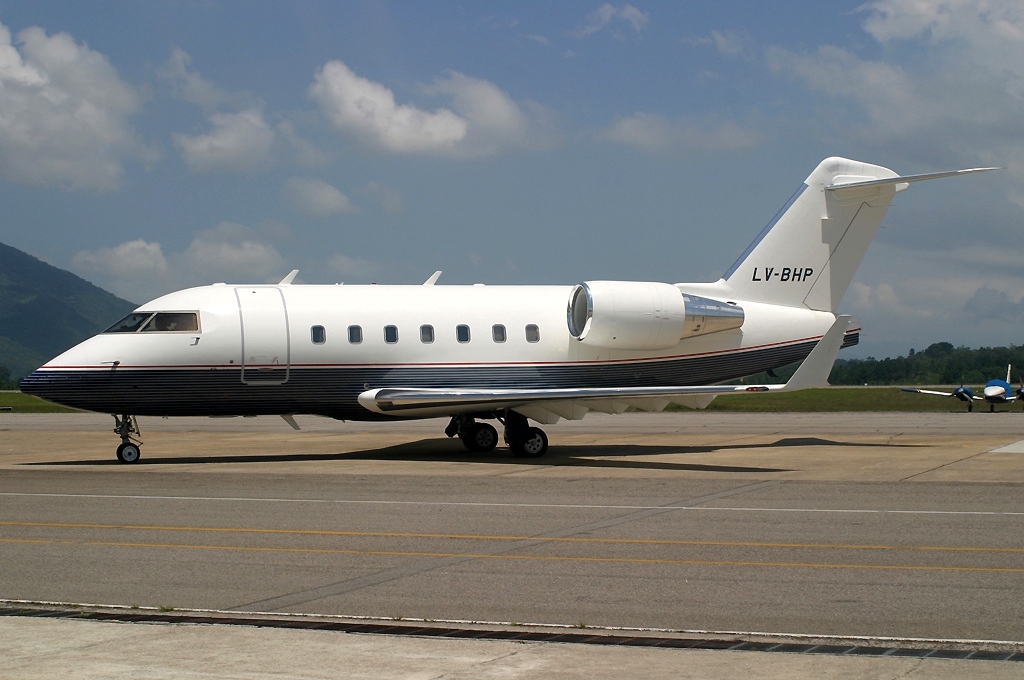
[737,342,1024,387]
[829,342,1024,386]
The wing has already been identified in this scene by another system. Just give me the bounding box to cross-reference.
[358,316,856,421]
[900,387,983,400]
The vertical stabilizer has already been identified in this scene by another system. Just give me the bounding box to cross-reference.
[721,157,900,313]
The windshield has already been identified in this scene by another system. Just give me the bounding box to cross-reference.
[103,312,154,333]
[140,312,200,332]
[102,311,200,333]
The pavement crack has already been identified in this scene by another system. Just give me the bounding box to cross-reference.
[430,650,523,679]
[899,450,990,481]
[893,658,926,678]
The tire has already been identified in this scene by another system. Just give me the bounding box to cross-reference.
[462,423,499,452]
[116,442,141,464]
[510,427,547,458]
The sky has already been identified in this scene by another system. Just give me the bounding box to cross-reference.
[0,0,1021,360]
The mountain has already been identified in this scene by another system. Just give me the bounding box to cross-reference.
[0,241,137,380]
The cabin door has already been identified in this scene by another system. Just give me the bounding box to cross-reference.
[235,287,290,385]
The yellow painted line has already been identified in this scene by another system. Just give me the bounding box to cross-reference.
[1,537,1023,573]
[1,521,1021,554]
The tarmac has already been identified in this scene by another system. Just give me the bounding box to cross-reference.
[3,410,1024,678]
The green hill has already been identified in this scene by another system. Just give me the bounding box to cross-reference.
[0,241,137,380]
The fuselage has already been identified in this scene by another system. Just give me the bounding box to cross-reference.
[20,281,851,419]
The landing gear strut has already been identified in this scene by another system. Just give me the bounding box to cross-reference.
[113,414,142,463]
[503,410,548,458]
[445,416,499,452]
[444,412,548,457]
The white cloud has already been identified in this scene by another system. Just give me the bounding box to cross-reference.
[283,177,354,217]
[173,109,276,173]
[276,120,330,166]
[69,223,295,300]
[72,240,168,280]
[839,239,1024,357]
[766,0,1024,195]
[522,34,550,45]
[599,112,763,153]
[426,71,557,155]
[310,61,556,156]
[363,182,404,214]
[571,4,649,39]
[683,29,750,57]
[0,22,155,191]
[310,60,467,153]
[159,47,246,111]
[329,253,379,279]
[182,222,283,281]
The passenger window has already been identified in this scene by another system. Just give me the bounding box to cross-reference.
[311,325,326,344]
[456,324,471,343]
[420,325,434,343]
[526,324,540,343]
[140,312,199,332]
[492,324,506,343]
[104,312,154,333]
[384,325,399,344]
[348,325,362,344]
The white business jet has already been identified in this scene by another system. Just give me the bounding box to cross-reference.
[21,158,995,462]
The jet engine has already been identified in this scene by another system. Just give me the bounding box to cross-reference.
[566,281,744,351]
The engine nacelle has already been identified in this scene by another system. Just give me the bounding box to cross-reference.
[567,281,744,351]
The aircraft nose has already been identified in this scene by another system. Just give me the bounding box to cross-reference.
[984,385,1006,399]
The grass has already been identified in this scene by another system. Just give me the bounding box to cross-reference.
[669,387,1016,412]
[0,391,79,413]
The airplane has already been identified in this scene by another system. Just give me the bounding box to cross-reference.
[19,157,996,463]
[901,365,1024,412]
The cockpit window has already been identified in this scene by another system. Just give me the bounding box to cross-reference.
[140,312,200,333]
[104,312,154,333]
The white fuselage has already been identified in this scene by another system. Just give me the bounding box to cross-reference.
[22,281,843,420]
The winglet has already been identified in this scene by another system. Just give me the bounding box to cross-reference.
[423,270,442,286]
[281,414,300,430]
[781,315,855,392]
[279,270,300,285]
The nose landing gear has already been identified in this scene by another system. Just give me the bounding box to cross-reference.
[113,414,142,463]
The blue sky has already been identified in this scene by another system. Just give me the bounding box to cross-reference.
[0,1,1021,359]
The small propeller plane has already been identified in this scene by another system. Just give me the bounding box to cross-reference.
[901,365,1024,412]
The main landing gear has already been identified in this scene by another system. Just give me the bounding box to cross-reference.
[113,414,142,463]
[445,410,548,458]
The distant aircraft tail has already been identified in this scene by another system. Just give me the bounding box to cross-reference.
[717,157,996,313]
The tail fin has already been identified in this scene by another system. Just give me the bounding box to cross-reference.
[719,157,997,312]
[721,157,899,312]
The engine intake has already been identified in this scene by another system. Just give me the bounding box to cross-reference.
[567,281,744,351]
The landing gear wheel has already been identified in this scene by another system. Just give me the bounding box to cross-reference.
[116,442,141,464]
[461,423,499,452]
[511,427,548,458]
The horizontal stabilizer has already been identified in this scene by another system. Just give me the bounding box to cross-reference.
[827,167,999,191]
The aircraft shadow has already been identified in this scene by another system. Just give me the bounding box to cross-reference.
[25,436,915,473]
